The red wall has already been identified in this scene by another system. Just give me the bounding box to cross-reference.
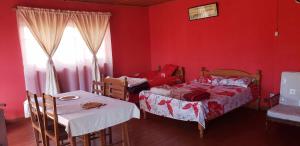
[0,0,151,119]
[2,0,300,119]
[149,0,300,97]
[273,0,300,91]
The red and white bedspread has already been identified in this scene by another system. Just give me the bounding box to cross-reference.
[139,81,253,128]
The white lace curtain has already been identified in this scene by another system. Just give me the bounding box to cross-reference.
[16,6,113,95]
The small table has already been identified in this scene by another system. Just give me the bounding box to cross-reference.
[54,90,140,146]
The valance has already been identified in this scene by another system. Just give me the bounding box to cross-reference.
[16,6,111,16]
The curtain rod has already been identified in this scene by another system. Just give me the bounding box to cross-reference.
[12,6,112,16]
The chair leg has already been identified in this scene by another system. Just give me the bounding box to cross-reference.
[68,134,76,146]
[121,123,130,146]
[124,123,130,146]
[100,130,106,146]
[121,125,125,146]
[45,136,50,146]
[83,134,90,146]
[33,129,40,146]
[266,117,270,131]
[40,131,46,146]
[107,127,112,144]
[55,138,60,146]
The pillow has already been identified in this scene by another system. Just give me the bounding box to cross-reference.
[211,76,223,86]
[161,64,178,77]
[211,76,252,88]
[198,76,213,84]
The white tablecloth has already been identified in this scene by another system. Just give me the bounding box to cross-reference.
[24,90,140,137]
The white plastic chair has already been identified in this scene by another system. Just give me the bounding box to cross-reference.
[267,72,300,127]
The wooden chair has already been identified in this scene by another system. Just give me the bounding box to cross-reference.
[92,80,104,95]
[103,77,130,146]
[91,80,113,145]
[42,94,71,146]
[103,77,129,101]
[26,91,45,146]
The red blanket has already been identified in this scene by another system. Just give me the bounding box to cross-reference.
[182,90,210,101]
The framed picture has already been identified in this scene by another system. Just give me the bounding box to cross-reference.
[188,3,218,21]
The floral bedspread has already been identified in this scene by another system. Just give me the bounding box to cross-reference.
[139,81,253,128]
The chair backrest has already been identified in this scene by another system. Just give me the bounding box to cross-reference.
[92,81,104,95]
[103,77,128,100]
[42,94,60,140]
[0,103,5,108]
[26,91,44,130]
[280,72,300,106]
[26,91,45,145]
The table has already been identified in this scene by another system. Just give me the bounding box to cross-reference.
[54,90,140,146]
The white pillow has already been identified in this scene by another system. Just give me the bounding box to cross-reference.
[211,76,252,88]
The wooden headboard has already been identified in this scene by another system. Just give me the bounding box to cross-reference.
[201,67,262,97]
[173,66,185,83]
[158,65,185,83]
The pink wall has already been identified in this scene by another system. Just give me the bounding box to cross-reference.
[149,0,300,97]
[0,0,151,119]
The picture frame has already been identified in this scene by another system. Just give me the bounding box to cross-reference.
[188,3,218,21]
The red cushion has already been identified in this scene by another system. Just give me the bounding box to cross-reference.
[148,78,165,87]
[148,76,180,87]
[161,64,178,77]
[165,76,179,86]
[133,71,161,79]
[145,71,161,79]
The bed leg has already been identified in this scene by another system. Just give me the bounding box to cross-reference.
[142,109,147,120]
[256,98,261,111]
[198,124,204,139]
[265,117,270,131]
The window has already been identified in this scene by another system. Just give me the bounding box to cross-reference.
[19,22,113,93]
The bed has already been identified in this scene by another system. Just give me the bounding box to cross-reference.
[139,67,261,138]
[122,64,185,103]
